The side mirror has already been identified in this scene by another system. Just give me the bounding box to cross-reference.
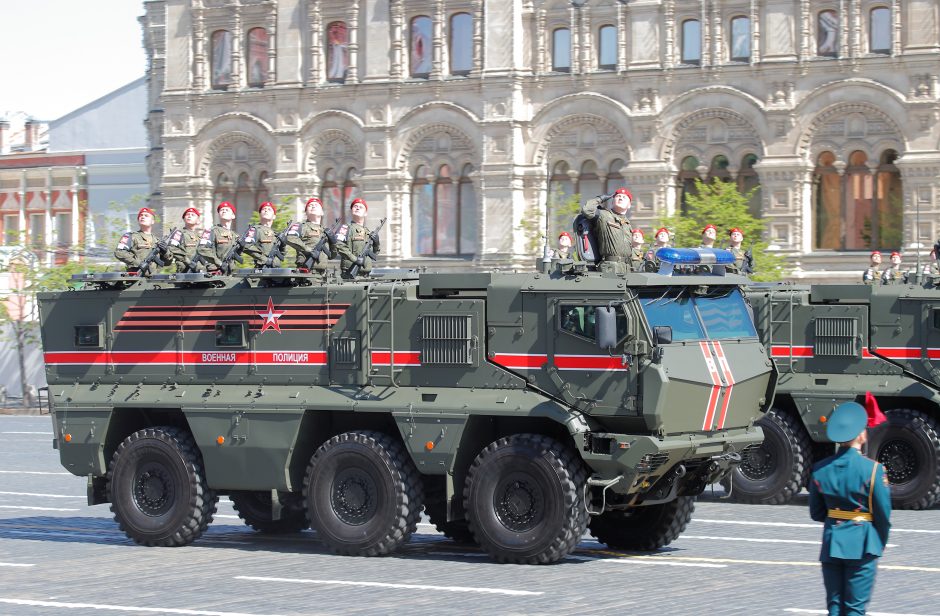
[653,325,673,346]
[596,306,618,349]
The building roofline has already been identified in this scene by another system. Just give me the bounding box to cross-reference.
[49,76,147,127]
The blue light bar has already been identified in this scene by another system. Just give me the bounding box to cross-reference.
[655,247,735,265]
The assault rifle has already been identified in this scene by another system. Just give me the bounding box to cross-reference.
[263,219,294,268]
[135,228,175,276]
[300,219,341,271]
[219,226,254,275]
[347,217,386,278]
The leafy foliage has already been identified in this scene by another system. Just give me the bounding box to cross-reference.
[519,188,582,255]
[660,180,788,281]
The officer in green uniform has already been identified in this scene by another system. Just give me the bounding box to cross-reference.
[643,227,671,270]
[334,197,380,279]
[166,207,203,272]
[862,251,882,285]
[114,207,160,275]
[552,231,582,261]
[809,401,891,616]
[728,227,747,273]
[197,201,239,272]
[284,197,334,274]
[880,251,904,284]
[580,187,634,271]
[630,229,646,271]
[242,201,278,268]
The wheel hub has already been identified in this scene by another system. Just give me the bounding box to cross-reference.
[878,439,917,484]
[738,444,774,481]
[331,469,376,525]
[133,463,174,516]
[494,475,543,532]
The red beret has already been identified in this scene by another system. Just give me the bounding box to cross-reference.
[558,231,572,241]
[891,251,901,258]
[305,197,323,208]
[182,207,200,219]
[217,201,235,214]
[613,187,633,200]
[633,228,645,238]
[350,198,367,211]
[702,224,717,234]
[258,201,276,214]
[870,250,881,257]
[137,207,155,219]
[655,227,669,236]
[729,227,743,236]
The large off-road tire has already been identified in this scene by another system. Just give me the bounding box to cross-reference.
[723,407,811,505]
[868,408,940,510]
[590,496,695,551]
[423,490,475,544]
[464,434,588,565]
[230,491,309,533]
[108,427,216,547]
[303,431,423,556]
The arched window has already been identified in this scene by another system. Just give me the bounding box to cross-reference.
[321,168,345,223]
[678,155,700,214]
[450,13,473,75]
[738,154,761,217]
[729,16,750,62]
[410,16,433,77]
[326,22,350,83]
[817,11,839,57]
[870,7,891,54]
[814,151,840,249]
[210,30,234,89]
[411,164,475,256]
[607,159,626,194]
[552,28,571,72]
[235,172,253,230]
[598,25,617,70]
[343,168,360,211]
[681,20,701,65]
[246,28,269,87]
[579,161,602,200]
[876,150,902,249]
[548,161,575,238]
[708,155,731,182]
[214,172,234,206]
[458,164,477,254]
[412,165,434,254]
[845,150,873,250]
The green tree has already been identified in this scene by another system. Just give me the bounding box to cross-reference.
[660,179,788,281]
[519,188,582,255]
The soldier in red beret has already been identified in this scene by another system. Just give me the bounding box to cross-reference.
[880,251,904,284]
[700,224,717,248]
[197,201,239,272]
[863,251,882,285]
[552,231,581,261]
[334,198,381,278]
[580,187,634,271]
[284,197,336,274]
[115,207,161,275]
[166,207,203,272]
[242,202,279,267]
[728,227,746,273]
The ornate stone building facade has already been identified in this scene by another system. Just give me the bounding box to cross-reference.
[141,0,940,278]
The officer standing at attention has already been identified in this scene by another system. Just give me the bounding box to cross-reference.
[630,229,646,271]
[197,201,239,272]
[880,251,904,284]
[334,197,380,278]
[115,207,158,275]
[809,401,891,616]
[700,224,718,248]
[580,187,634,270]
[862,251,882,285]
[166,207,203,271]
[242,201,278,267]
[552,231,581,261]
[285,197,334,274]
[728,227,747,272]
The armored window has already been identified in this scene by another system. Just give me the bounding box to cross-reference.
[729,17,750,62]
[681,20,701,65]
[422,314,473,365]
[74,325,103,348]
[870,7,891,54]
[215,322,247,348]
[246,27,269,87]
[932,309,940,330]
[598,25,616,70]
[450,13,473,76]
[814,317,858,356]
[559,305,628,343]
[552,28,571,72]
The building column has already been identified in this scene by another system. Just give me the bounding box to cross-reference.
[70,169,81,248]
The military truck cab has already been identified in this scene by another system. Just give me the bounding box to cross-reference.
[38,250,772,564]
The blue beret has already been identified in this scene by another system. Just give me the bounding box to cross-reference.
[826,402,868,443]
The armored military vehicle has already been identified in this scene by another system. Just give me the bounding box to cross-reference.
[38,250,772,564]
[727,281,940,510]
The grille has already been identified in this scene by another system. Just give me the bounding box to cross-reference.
[814,317,858,356]
[421,314,472,365]
[333,336,358,365]
[636,453,670,473]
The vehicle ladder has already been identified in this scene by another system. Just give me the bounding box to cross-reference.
[365,279,403,387]
[767,288,797,373]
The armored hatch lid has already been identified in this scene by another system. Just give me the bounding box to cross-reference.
[810,283,873,303]
[419,272,492,296]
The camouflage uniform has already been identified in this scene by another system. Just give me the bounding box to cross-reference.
[197,224,238,270]
[284,221,333,273]
[166,228,202,272]
[880,266,904,285]
[242,224,278,268]
[580,197,633,267]
[114,230,159,275]
[630,246,646,272]
[334,221,379,277]
[552,246,582,262]
[862,267,880,285]
[729,247,747,273]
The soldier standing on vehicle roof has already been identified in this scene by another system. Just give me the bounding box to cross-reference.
[809,401,891,616]
[242,202,279,268]
[862,251,882,285]
[580,187,634,271]
[643,227,670,270]
[285,197,334,274]
[700,224,718,249]
[880,251,904,285]
[552,231,581,261]
[197,202,238,272]
[334,197,380,278]
[166,207,203,272]
[115,207,160,275]
[728,227,746,273]
[923,248,940,276]
[630,229,646,271]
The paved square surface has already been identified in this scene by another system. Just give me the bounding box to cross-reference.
[1,415,939,616]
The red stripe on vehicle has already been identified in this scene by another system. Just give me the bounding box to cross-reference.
[770,346,814,358]
[711,341,735,430]
[371,351,422,366]
[490,353,549,370]
[43,350,328,366]
[700,342,722,431]
[554,355,629,371]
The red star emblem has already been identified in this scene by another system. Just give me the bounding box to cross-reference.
[257,297,284,333]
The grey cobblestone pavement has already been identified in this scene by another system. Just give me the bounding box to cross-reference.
[1,415,938,616]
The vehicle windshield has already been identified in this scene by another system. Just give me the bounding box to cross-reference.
[639,287,756,342]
